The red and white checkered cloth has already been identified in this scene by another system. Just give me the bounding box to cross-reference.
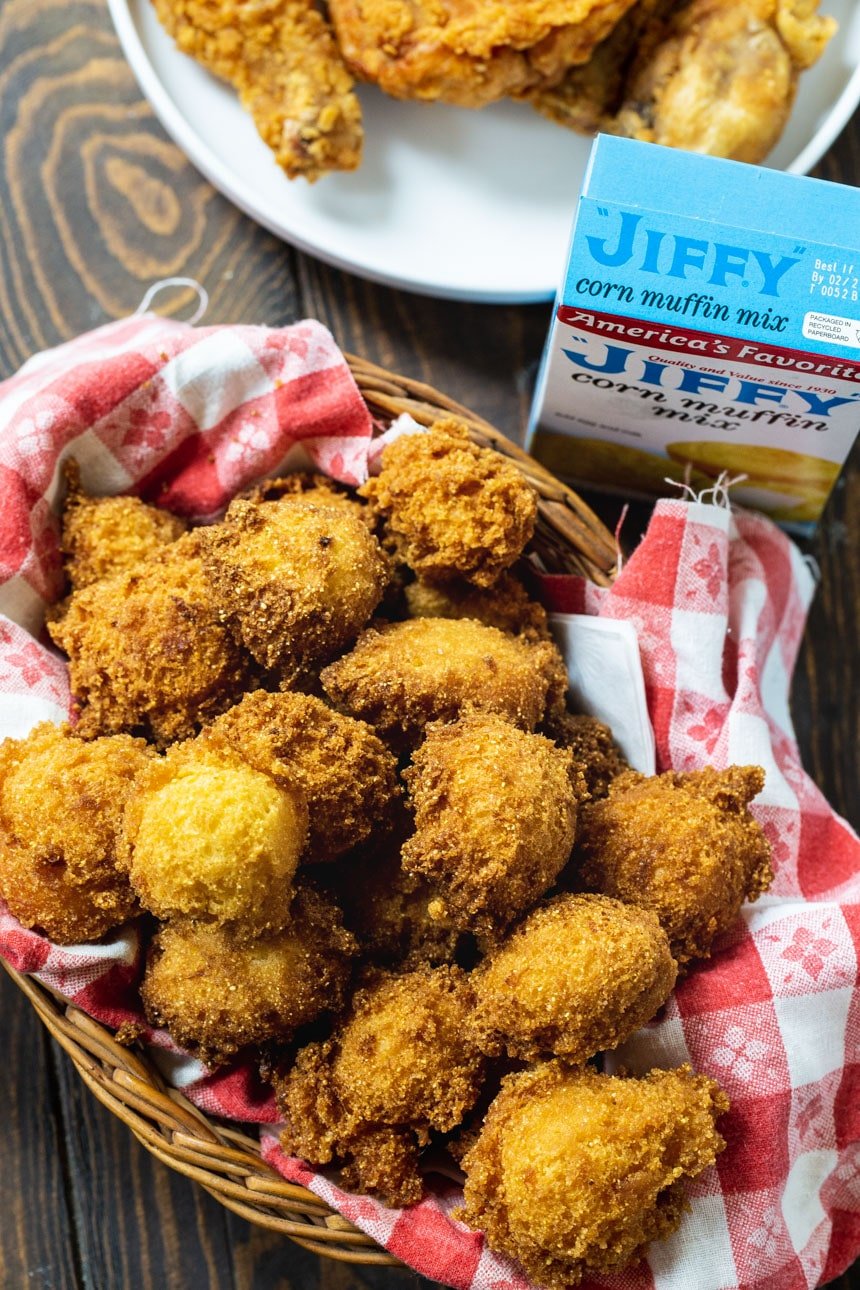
[0,315,857,1290]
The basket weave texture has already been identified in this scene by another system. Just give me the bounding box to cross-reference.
[3,356,617,1268]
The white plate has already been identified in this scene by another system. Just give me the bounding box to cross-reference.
[108,0,860,303]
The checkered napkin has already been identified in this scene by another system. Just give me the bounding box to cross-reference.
[0,316,857,1290]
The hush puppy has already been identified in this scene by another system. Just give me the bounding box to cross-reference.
[200,497,389,678]
[456,1062,729,1289]
[544,710,629,799]
[576,765,773,965]
[275,965,485,1206]
[48,531,247,746]
[141,885,356,1065]
[0,723,151,943]
[239,471,372,525]
[474,893,676,1062]
[321,617,567,745]
[403,571,551,642]
[60,461,186,591]
[360,420,537,587]
[120,740,308,935]
[204,690,400,863]
[401,713,579,938]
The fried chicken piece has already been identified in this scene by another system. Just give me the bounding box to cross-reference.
[274,965,485,1206]
[200,497,389,680]
[575,765,773,965]
[404,572,551,642]
[401,713,579,938]
[456,1061,729,1288]
[360,420,537,588]
[48,530,247,746]
[321,617,567,746]
[153,0,363,180]
[204,690,400,863]
[611,0,836,163]
[120,739,308,936]
[473,893,676,1062]
[60,461,186,592]
[543,710,628,799]
[329,0,638,108]
[141,886,356,1065]
[0,723,152,944]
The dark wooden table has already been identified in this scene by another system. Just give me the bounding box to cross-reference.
[0,1,857,1286]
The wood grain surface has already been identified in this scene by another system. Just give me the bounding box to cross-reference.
[0,0,857,1286]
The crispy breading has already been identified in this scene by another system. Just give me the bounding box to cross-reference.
[360,420,537,588]
[141,885,356,1066]
[403,572,551,642]
[456,1061,729,1288]
[60,460,186,592]
[329,0,638,108]
[575,765,773,965]
[401,713,579,938]
[200,497,389,680]
[48,530,247,746]
[473,892,677,1062]
[321,617,567,745]
[238,471,372,525]
[120,738,308,936]
[153,0,363,180]
[0,723,151,943]
[610,0,836,163]
[204,690,400,863]
[274,965,485,1206]
[544,710,629,799]
[322,837,464,968]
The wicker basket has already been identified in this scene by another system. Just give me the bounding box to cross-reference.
[2,356,618,1269]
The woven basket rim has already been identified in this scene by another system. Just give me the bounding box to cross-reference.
[4,356,617,1267]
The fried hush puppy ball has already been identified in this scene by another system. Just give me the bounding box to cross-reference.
[200,497,389,678]
[456,1062,729,1289]
[238,471,372,526]
[48,531,247,746]
[544,710,629,799]
[473,893,677,1063]
[60,460,187,592]
[275,965,486,1206]
[120,740,308,935]
[576,765,773,965]
[324,843,463,968]
[401,713,578,938]
[321,617,567,745]
[403,571,551,642]
[141,885,356,1066]
[359,419,538,588]
[204,690,400,863]
[0,723,152,943]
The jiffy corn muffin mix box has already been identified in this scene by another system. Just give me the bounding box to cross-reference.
[528,135,860,527]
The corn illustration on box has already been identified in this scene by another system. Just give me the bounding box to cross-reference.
[528,135,860,528]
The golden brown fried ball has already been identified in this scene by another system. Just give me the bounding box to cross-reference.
[201,497,389,679]
[360,420,538,588]
[120,740,308,935]
[473,893,676,1062]
[321,617,567,745]
[141,885,356,1066]
[403,571,551,642]
[544,710,629,799]
[456,1062,729,1288]
[0,723,151,943]
[204,690,400,863]
[48,531,247,746]
[401,713,578,938]
[576,765,773,965]
[239,471,371,525]
[274,965,485,1206]
[60,461,186,592]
